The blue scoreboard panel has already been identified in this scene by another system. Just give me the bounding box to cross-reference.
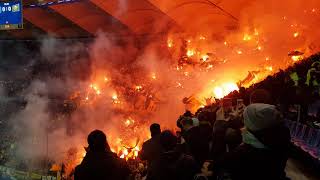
[0,0,23,30]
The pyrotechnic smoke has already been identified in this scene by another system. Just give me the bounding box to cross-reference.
[1,0,319,172]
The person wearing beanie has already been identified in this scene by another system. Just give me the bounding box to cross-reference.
[181,117,211,168]
[212,104,290,180]
[74,130,130,180]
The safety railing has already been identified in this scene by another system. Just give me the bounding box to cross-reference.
[285,119,320,160]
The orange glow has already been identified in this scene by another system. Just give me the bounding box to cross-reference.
[213,82,239,99]
[135,85,142,91]
[291,55,303,62]
[254,28,259,36]
[112,94,118,100]
[243,34,252,41]
[237,50,243,55]
[186,49,195,57]
[293,32,299,38]
[124,118,134,127]
[199,35,206,40]
[202,54,209,61]
[151,73,157,80]
[265,66,273,71]
[167,39,173,48]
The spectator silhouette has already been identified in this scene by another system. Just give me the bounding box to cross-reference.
[139,123,162,180]
[74,130,130,180]
[212,104,290,180]
[181,117,209,168]
[150,130,198,180]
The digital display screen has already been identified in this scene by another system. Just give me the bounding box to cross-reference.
[0,0,23,30]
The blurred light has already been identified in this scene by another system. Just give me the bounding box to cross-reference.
[199,36,206,40]
[186,50,195,57]
[291,55,303,62]
[167,39,173,48]
[293,32,299,38]
[151,73,156,80]
[213,82,239,99]
[265,66,273,71]
[243,34,252,41]
[135,85,142,91]
[213,87,223,99]
[112,93,118,100]
[202,54,209,62]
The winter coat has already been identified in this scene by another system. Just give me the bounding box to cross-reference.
[139,135,163,177]
[212,122,290,180]
[74,150,130,180]
[148,150,198,180]
[183,125,211,166]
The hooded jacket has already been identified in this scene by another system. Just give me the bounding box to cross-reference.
[212,104,290,180]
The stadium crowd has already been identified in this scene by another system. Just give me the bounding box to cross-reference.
[74,54,320,180]
[1,54,320,180]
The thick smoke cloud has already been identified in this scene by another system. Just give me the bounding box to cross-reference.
[1,0,319,171]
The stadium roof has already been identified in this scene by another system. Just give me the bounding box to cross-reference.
[0,0,251,39]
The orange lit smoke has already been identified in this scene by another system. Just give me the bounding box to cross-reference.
[65,0,320,164]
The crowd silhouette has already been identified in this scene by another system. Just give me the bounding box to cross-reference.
[75,54,320,180]
[1,54,320,180]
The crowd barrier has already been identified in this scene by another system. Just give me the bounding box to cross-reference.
[0,165,58,180]
[285,119,320,160]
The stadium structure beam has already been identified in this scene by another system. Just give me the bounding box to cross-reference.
[23,7,91,38]
[90,0,180,35]
[49,1,132,36]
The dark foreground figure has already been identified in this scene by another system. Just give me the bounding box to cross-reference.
[212,103,291,180]
[74,130,130,180]
[148,130,198,180]
[139,123,162,179]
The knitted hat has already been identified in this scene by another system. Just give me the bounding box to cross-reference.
[243,103,281,132]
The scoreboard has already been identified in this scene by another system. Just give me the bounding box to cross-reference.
[0,0,23,30]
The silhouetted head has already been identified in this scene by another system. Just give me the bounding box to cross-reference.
[160,130,177,151]
[183,110,193,117]
[181,117,193,131]
[87,130,110,152]
[150,123,161,138]
[250,89,271,104]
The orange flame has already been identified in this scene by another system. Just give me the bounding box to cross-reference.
[213,82,239,99]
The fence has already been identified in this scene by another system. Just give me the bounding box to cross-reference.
[285,119,320,160]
